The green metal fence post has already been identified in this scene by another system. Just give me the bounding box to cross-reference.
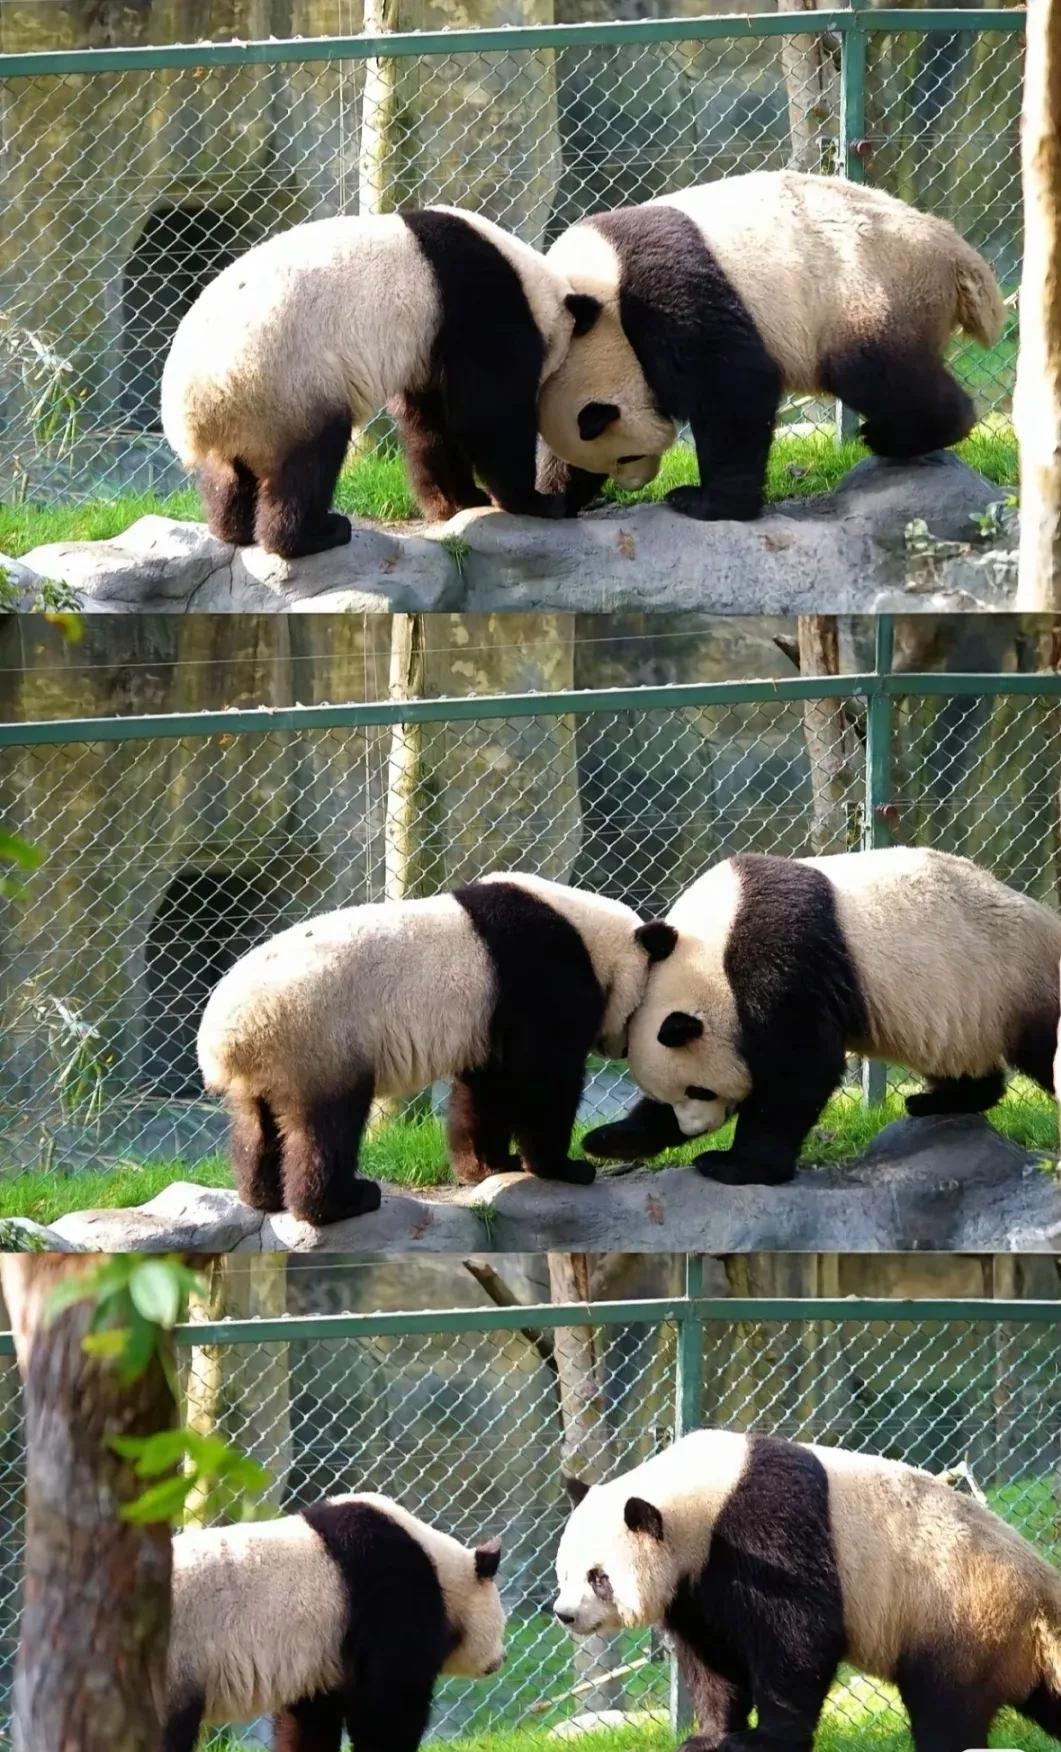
[862,616,895,1106]
[838,0,869,441]
[670,1256,704,1736]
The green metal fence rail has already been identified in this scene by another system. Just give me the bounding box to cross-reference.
[0,7,1024,500]
[0,1286,1058,1747]
[2,622,1061,1174]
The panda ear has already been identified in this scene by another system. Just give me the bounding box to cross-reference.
[566,292,603,337]
[474,1538,502,1580]
[624,1497,664,1541]
[565,1475,592,1509]
[636,920,677,964]
[578,401,620,442]
[658,1011,703,1048]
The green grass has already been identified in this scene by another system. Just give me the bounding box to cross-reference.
[0,426,1018,558]
[3,1079,1055,1225]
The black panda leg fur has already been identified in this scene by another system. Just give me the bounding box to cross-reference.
[392,389,490,520]
[906,1069,1006,1116]
[695,1054,845,1187]
[512,1061,596,1185]
[199,455,259,546]
[583,1096,687,1162]
[672,1637,752,1748]
[274,1693,345,1752]
[535,445,608,517]
[822,343,975,459]
[161,1693,205,1752]
[447,1073,520,1182]
[278,1078,382,1226]
[666,382,777,524]
[255,411,354,559]
[1010,1006,1059,1094]
[448,362,566,520]
[896,1656,998,1752]
[230,1093,286,1212]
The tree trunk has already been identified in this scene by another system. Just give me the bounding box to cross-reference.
[183,1255,228,1528]
[358,0,403,216]
[384,614,426,904]
[797,616,854,853]
[1016,0,1061,608]
[548,1253,622,1716]
[1,1257,173,1752]
[777,0,833,173]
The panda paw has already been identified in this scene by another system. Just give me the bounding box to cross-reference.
[693,1149,796,1187]
[531,1157,597,1186]
[665,484,761,523]
[290,1178,383,1225]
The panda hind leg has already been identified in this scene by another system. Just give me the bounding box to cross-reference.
[897,1656,998,1752]
[255,411,354,559]
[906,1069,1006,1117]
[273,1693,345,1752]
[229,1092,286,1212]
[392,389,490,520]
[199,454,259,546]
[823,343,975,459]
[161,1693,205,1752]
[278,1076,382,1226]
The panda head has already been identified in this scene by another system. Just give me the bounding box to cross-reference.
[553,1476,677,1634]
[440,1535,507,1678]
[537,304,677,488]
[625,920,752,1138]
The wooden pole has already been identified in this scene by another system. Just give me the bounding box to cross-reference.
[1016,0,1061,608]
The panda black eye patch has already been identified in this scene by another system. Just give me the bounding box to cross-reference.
[588,1568,613,1600]
[686,1086,718,1102]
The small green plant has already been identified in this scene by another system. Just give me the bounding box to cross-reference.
[0,306,84,467]
[0,829,44,902]
[439,532,472,571]
[28,992,112,1123]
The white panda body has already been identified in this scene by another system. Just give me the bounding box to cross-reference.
[161,208,600,556]
[539,170,1005,522]
[585,848,1061,1185]
[554,1430,1061,1747]
[198,872,652,1224]
[165,1493,505,1748]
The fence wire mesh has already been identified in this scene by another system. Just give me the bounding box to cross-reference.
[0,1294,1058,1748]
[2,668,1060,1177]
[0,12,1023,502]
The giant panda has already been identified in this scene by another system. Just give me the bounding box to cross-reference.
[198,871,662,1225]
[536,171,1005,521]
[554,1430,1061,1752]
[160,210,602,558]
[163,1492,505,1752]
[583,847,1061,1186]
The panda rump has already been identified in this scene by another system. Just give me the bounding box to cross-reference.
[554,1429,1061,1749]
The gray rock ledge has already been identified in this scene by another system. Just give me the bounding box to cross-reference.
[15,454,1015,616]
[49,1116,1060,1254]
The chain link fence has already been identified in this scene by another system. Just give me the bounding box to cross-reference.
[0,9,1023,501]
[0,1288,1058,1747]
[2,650,1060,1176]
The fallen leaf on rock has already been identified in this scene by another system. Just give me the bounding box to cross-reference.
[617,529,636,560]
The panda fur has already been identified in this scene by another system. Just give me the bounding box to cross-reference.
[161,209,602,558]
[537,171,1005,521]
[583,847,1061,1186]
[554,1430,1061,1752]
[197,871,657,1224]
[163,1492,504,1752]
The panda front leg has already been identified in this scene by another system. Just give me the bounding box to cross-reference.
[447,1072,521,1182]
[665,356,780,524]
[273,1693,345,1752]
[583,1095,688,1163]
[694,1052,844,1187]
[391,389,490,520]
[448,360,566,520]
[277,1077,383,1226]
[512,1059,596,1186]
[229,1092,286,1212]
[672,1638,752,1750]
[160,1692,205,1752]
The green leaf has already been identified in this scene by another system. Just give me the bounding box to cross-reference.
[111,1428,193,1475]
[0,831,45,872]
[128,1259,182,1329]
[81,1328,130,1361]
[121,1475,194,1525]
[114,1316,159,1384]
